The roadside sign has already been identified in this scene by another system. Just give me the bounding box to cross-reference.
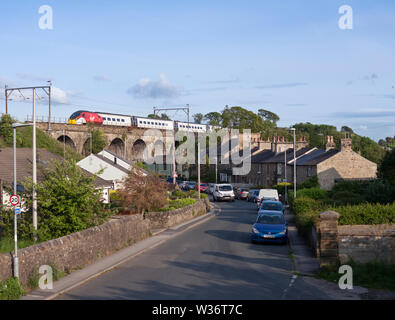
[9,195,20,206]
[14,207,21,214]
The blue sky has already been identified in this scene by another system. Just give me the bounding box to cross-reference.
[0,0,394,141]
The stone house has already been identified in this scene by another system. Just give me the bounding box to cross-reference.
[292,137,377,190]
[219,136,377,190]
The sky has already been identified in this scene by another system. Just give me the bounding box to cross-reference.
[0,0,394,141]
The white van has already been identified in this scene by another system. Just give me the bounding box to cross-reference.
[213,184,235,202]
[256,189,279,207]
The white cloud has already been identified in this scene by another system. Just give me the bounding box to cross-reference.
[127,74,181,99]
[1,85,68,105]
[51,86,68,104]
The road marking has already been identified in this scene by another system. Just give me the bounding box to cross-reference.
[281,274,298,299]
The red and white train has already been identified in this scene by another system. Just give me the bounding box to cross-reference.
[68,110,219,133]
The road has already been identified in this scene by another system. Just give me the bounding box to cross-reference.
[58,199,332,300]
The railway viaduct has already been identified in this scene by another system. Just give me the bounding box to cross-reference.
[35,122,174,162]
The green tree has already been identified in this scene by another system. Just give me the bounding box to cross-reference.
[204,112,222,126]
[84,128,107,155]
[378,149,395,186]
[0,114,15,146]
[148,113,171,120]
[193,113,204,124]
[1,160,108,241]
[258,109,280,126]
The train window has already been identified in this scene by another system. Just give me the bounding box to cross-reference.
[143,121,146,124]
[102,117,106,120]
[112,118,115,121]
[70,111,81,119]
[117,119,120,122]
[139,121,142,124]
[121,119,125,122]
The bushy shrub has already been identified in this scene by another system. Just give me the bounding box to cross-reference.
[334,203,395,225]
[297,176,319,189]
[0,277,24,300]
[158,198,197,211]
[186,190,198,198]
[297,188,328,200]
[363,180,395,204]
[290,196,323,235]
[171,190,187,199]
[273,182,292,196]
[330,180,372,195]
[119,169,168,215]
[109,190,121,201]
[290,196,323,215]
[328,190,365,206]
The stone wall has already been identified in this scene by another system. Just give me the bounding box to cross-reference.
[339,224,395,265]
[0,199,210,287]
[146,197,210,230]
[315,211,395,266]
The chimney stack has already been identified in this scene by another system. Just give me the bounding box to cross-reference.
[325,136,336,151]
[340,137,352,151]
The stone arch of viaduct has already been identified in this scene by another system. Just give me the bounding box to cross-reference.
[36,123,173,163]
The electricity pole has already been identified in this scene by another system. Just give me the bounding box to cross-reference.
[197,142,201,199]
[290,128,296,198]
[284,148,288,204]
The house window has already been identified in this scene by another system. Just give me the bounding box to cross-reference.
[308,167,312,177]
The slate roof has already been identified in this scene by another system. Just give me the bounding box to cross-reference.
[295,149,340,166]
[250,146,340,166]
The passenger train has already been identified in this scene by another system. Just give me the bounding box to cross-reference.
[68,110,219,133]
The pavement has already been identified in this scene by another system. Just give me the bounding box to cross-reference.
[284,208,320,276]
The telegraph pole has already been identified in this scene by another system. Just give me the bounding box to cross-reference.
[197,142,201,199]
[5,84,52,235]
[32,88,37,232]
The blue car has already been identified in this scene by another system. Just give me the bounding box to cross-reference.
[258,200,284,214]
[251,211,288,244]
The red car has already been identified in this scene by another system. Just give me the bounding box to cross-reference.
[200,183,209,193]
[68,111,103,125]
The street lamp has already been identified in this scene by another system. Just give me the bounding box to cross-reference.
[290,128,296,198]
[12,122,33,278]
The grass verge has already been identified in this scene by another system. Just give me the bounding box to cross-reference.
[316,261,395,292]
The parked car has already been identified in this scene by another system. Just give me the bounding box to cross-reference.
[179,181,189,190]
[256,189,280,207]
[251,211,288,244]
[200,183,209,193]
[188,181,197,190]
[258,201,284,214]
[247,189,258,202]
[213,184,235,202]
[236,188,249,200]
